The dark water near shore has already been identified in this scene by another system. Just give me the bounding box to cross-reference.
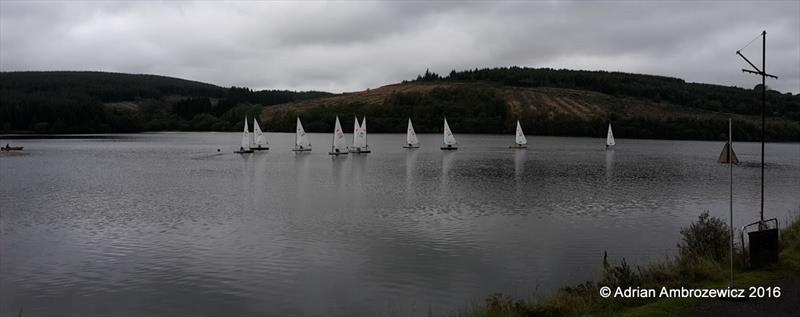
[1,132,799,316]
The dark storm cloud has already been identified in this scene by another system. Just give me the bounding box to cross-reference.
[1,1,797,93]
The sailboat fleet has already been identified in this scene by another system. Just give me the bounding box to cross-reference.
[236,116,619,153]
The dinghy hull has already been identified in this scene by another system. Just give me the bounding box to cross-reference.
[252,146,269,151]
[509,144,527,149]
[402,144,419,149]
[440,146,458,151]
[234,150,254,154]
[1,146,23,151]
[292,148,312,152]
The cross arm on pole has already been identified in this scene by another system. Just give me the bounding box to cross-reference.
[741,69,779,79]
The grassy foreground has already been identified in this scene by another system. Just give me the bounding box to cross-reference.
[464,209,800,317]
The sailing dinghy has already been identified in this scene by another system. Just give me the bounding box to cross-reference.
[1,144,23,151]
[403,118,420,148]
[350,117,371,154]
[329,116,349,156]
[606,123,615,149]
[292,117,312,152]
[252,118,269,151]
[509,120,528,149]
[441,117,458,150]
[234,116,254,154]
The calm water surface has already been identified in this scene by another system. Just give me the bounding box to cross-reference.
[1,132,799,316]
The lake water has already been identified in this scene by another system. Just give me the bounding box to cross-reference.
[1,132,799,316]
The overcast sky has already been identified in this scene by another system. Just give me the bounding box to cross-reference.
[1,1,798,93]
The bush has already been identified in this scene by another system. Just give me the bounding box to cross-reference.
[601,252,641,287]
[678,211,729,263]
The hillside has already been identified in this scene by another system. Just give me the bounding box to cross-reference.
[261,68,800,141]
[0,71,227,101]
[2,68,798,140]
[0,71,332,133]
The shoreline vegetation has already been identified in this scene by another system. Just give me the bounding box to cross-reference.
[463,208,800,317]
[2,68,799,141]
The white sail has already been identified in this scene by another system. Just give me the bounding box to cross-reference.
[331,116,347,152]
[253,118,267,147]
[515,120,527,145]
[295,117,311,149]
[360,117,368,148]
[443,118,457,146]
[352,117,361,147]
[406,118,419,146]
[352,117,367,149]
[606,123,615,146]
[241,116,251,150]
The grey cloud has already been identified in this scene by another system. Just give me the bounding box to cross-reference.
[1,1,797,93]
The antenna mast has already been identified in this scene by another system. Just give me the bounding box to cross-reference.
[736,30,778,224]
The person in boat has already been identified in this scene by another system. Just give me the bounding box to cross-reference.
[240,146,244,152]
[447,144,452,149]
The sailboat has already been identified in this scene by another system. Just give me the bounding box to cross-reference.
[605,123,615,149]
[718,120,739,164]
[234,116,254,154]
[292,117,312,152]
[441,117,458,150]
[718,140,739,164]
[329,116,348,156]
[252,118,269,151]
[350,117,371,154]
[509,120,528,149]
[403,118,420,148]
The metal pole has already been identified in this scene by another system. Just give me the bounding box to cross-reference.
[729,118,734,287]
[760,30,765,223]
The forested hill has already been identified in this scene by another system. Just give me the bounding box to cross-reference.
[0,71,332,133]
[0,71,226,101]
[261,67,800,141]
[416,67,799,121]
[2,68,799,141]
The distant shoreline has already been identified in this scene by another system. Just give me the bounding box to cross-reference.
[3,131,799,143]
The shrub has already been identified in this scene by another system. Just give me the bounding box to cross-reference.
[678,211,729,263]
[601,251,641,287]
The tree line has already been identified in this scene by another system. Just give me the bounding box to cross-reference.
[0,71,332,133]
[2,69,798,141]
[263,85,800,141]
[410,67,800,121]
